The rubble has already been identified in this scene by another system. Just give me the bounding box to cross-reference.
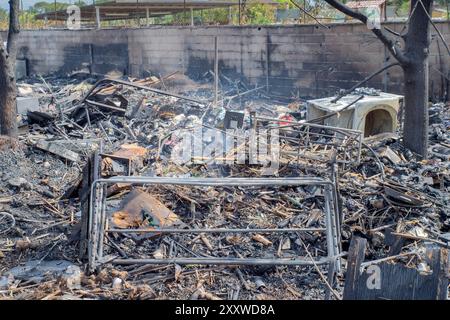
[6,260,78,283]
[110,189,185,231]
[0,72,448,300]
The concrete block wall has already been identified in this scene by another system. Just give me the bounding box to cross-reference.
[7,22,450,98]
[14,29,129,76]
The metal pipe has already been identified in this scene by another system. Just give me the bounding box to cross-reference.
[112,257,332,266]
[82,78,206,106]
[255,116,362,135]
[88,176,340,272]
[107,227,326,234]
[85,99,126,113]
[214,36,219,106]
[91,176,332,188]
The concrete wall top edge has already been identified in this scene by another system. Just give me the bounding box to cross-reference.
[4,20,450,34]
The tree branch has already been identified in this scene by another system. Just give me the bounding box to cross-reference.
[384,26,402,37]
[322,0,410,65]
[289,0,330,29]
[417,0,450,56]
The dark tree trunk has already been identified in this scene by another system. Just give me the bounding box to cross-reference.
[0,57,17,137]
[0,0,20,138]
[402,0,432,157]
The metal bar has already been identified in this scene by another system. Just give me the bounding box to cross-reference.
[107,227,326,234]
[97,184,107,262]
[82,78,206,106]
[91,176,332,188]
[255,116,362,135]
[112,257,333,266]
[214,36,219,106]
[275,131,346,140]
[85,99,127,113]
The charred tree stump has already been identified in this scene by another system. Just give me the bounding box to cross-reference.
[0,0,20,138]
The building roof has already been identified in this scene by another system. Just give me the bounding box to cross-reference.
[346,0,386,9]
[35,0,278,22]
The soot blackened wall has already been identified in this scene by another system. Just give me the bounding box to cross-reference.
[13,22,450,99]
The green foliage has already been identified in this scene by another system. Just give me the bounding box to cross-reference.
[243,4,276,24]
[1,0,448,30]
[0,8,7,29]
[30,1,87,14]
[0,8,7,19]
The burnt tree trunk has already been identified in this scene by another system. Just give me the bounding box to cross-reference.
[402,0,432,157]
[0,0,20,138]
[0,52,18,137]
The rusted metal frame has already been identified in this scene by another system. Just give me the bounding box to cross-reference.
[266,129,361,167]
[280,151,350,165]
[323,183,341,273]
[267,127,354,147]
[112,257,340,266]
[255,115,362,135]
[81,78,206,106]
[280,137,348,150]
[107,227,326,234]
[331,162,343,246]
[88,176,341,273]
[255,117,362,145]
[255,116,362,168]
[265,128,358,165]
[270,127,361,148]
[356,129,363,165]
[85,99,128,113]
[278,129,344,141]
[97,183,107,262]
[87,180,103,268]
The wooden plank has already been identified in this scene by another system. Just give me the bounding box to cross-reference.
[343,235,367,300]
[35,140,80,162]
[344,242,449,300]
[78,154,92,259]
[425,244,449,300]
[79,151,101,259]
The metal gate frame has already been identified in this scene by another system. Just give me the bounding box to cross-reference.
[88,176,341,279]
